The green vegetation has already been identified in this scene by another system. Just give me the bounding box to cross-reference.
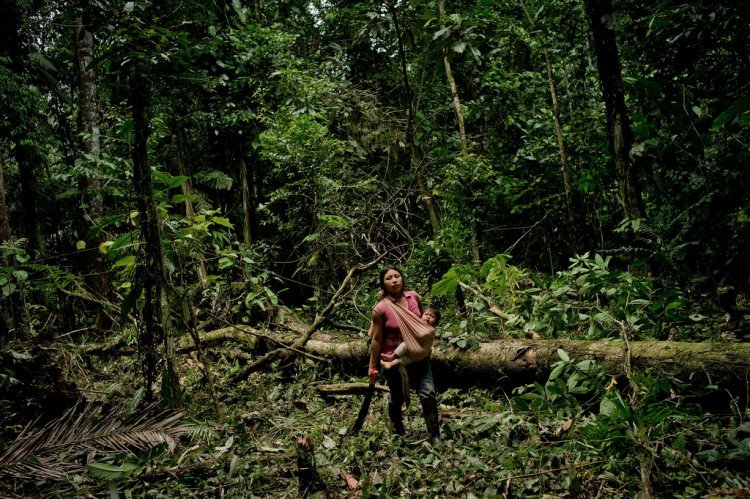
[1,0,749,496]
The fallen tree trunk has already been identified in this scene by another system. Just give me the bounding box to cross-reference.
[82,325,750,386]
[304,337,750,386]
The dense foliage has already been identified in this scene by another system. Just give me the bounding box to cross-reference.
[1,0,749,496]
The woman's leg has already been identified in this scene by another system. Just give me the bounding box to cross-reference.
[406,359,442,445]
[383,366,405,434]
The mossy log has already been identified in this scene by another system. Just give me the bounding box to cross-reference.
[305,338,750,386]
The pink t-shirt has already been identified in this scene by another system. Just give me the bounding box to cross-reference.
[374,290,422,354]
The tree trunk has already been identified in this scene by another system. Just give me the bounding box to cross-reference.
[1,2,44,256]
[583,0,645,221]
[304,337,750,387]
[75,3,110,332]
[174,135,207,284]
[82,324,750,391]
[438,0,480,266]
[0,155,9,244]
[0,154,12,339]
[386,0,440,236]
[237,144,255,246]
[129,66,182,409]
[519,0,578,253]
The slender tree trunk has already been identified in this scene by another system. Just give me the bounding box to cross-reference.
[438,0,481,266]
[75,4,110,331]
[237,145,255,246]
[0,155,9,244]
[519,0,578,254]
[439,0,468,157]
[1,2,43,256]
[583,0,645,221]
[175,135,207,284]
[16,149,44,256]
[129,66,182,408]
[386,0,440,236]
[0,154,12,339]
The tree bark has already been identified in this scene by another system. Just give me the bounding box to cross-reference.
[174,134,207,284]
[519,0,578,253]
[304,337,750,386]
[81,324,750,390]
[237,144,255,246]
[583,0,645,221]
[129,66,182,409]
[438,0,481,266]
[1,1,44,256]
[0,155,10,244]
[75,3,110,332]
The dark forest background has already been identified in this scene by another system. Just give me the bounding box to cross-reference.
[1,0,750,496]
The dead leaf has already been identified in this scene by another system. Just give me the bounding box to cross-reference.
[560,419,573,434]
[340,468,358,491]
[375,449,386,458]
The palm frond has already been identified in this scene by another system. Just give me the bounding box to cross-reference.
[0,403,190,481]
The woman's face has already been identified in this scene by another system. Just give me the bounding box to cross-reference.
[382,269,403,294]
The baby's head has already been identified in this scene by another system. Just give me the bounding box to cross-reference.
[422,307,440,327]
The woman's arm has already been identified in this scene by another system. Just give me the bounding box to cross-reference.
[368,309,384,377]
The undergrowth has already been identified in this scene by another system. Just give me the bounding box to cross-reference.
[2,347,748,497]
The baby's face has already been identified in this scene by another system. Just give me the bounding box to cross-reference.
[422,309,437,326]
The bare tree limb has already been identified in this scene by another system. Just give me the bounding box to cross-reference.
[458,282,515,321]
[229,254,386,383]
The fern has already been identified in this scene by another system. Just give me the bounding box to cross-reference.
[193,170,234,191]
[0,403,190,480]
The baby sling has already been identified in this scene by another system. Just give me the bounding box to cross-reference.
[386,298,436,362]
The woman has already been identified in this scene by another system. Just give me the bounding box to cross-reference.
[369,267,442,445]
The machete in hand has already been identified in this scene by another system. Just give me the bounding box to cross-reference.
[350,369,378,435]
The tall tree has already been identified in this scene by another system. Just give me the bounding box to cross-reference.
[583,0,645,221]
[75,1,109,331]
[0,0,45,255]
[385,0,440,236]
[0,154,9,244]
[519,0,578,253]
[129,65,182,408]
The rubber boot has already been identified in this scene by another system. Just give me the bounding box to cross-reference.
[388,404,405,435]
[422,399,442,446]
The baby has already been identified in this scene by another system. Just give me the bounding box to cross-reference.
[380,307,440,369]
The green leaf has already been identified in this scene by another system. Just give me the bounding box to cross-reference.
[451,41,467,53]
[599,396,618,416]
[112,255,136,269]
[87,462,138,482]
[121,283,143,321]
[107,232,135,261]
[557,349,570,362]
[322,435,336,449]
[211,216,234,229]
[431,268,459,296]
[171,194,199,204]
[12,270,28,282]
[218,257,235,269]
[711,97,750,131]
[548,362,567,381]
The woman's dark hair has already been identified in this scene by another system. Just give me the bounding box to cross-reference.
[424,306,441,326]
[379,266,404,292]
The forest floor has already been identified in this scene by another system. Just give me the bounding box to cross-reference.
[4,334,749,499]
